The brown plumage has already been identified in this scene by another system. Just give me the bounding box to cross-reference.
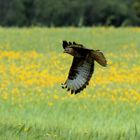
[62,41,107,94]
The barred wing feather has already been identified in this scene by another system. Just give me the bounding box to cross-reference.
[62,55,94,94]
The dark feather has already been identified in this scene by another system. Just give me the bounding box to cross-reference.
[73,42,76,45]
[63,40,68,49]
[62,54,94,94]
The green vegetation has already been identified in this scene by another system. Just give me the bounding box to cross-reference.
[0,27,140,140]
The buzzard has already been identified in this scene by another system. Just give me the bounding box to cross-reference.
[61,41,107,94]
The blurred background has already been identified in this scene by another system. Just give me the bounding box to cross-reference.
[0,0,140,27]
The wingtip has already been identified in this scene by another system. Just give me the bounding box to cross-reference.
[73,42,76,45]
[63,40,78,48]
[62,40,68,49]
[102,60,107,67]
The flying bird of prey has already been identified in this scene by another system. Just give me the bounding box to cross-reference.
[61,41,107,94]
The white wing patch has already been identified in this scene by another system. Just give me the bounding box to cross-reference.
[62,57,94,94]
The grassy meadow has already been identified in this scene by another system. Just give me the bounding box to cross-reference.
[0,27,140,140]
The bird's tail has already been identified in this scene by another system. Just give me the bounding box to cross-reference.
[91,50,107,67]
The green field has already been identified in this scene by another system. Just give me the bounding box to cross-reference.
[0,27,140,140]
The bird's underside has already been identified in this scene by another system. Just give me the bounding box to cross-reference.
[61,41,107,94]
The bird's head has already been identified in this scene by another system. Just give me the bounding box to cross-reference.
[63,41,77,56]
[63,47,75,56]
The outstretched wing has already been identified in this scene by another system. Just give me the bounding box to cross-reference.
[91,50,107,67]
[62,54,94,94]
[63,40,92,51]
